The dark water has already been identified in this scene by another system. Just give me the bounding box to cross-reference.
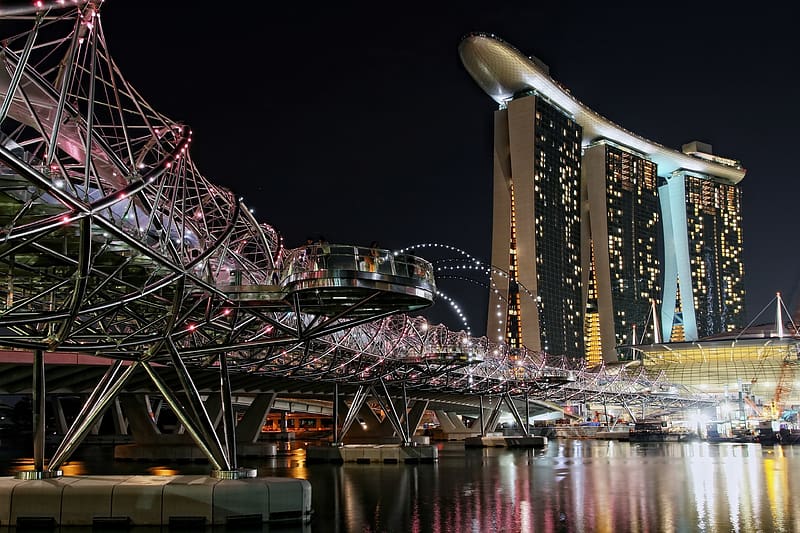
[3,439,800,532]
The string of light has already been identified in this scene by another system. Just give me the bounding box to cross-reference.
[397,242,540,343]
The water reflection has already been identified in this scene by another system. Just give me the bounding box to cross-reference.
[2,441,800,532]
[147,465,179,476]
[8,457,87,476]
[293,441,800,532]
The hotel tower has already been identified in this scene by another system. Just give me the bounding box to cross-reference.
[459,33,746,363]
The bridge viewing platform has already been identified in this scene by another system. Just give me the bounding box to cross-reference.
[221,243,436,319]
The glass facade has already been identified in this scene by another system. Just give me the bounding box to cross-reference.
[506,182,522,349]
[603,145,660,344]
[498,126,746,360]
[683,173,746,335]
[490,94,584,359]
[584,241,602,366]
[637,338,800,412]
[583,142,661,362]
[530,99,583,359]
[660,171,746,340]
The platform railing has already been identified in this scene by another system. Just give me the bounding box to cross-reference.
[282,244,435,285]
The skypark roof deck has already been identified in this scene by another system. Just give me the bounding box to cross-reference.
[458,32,746,185]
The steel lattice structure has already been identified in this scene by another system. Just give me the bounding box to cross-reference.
[0,1,712,474]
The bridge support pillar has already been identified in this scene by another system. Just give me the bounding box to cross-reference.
[110,397,128,436]
[203,393,223,431]
[431,409,480,441]
[235,393,276,444]
[433,410,458,433]
[483,397,503,434]
[16,349,60,479]
[342,401,397,443]
[405,400,429,438]
[118,394,163,445]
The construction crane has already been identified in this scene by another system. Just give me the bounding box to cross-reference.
[771,292,799,418]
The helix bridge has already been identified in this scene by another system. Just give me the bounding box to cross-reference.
[0,2,711,474]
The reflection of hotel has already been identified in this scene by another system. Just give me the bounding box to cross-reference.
[459,33,746,363]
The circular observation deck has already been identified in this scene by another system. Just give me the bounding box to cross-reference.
[280,244,436,318]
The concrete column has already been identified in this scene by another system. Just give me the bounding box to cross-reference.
[341,400,397,443]
[367,402,396,437]
[118,394,161,445]
[445,412,468,431]
[434,410,458,433]
[110,397,128,435]
[203,393,223,430]
[53,397,69,435]
[405,400,429,436]
[145,395,162,424]
[235,393,275,444]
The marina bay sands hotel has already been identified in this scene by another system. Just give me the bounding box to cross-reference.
[459,33,746,364]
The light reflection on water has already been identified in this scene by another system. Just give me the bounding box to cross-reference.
[2,440,800,532]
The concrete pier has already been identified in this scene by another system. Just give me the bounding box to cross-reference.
[306,444,437,464]
[0,474,312,527]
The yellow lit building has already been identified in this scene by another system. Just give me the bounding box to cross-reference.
[633,322,800,414]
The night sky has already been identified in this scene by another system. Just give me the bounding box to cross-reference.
[95,2,799,336]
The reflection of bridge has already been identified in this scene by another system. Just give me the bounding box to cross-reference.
[0,3,710,482]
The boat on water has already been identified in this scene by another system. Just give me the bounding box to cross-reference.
[759,427,800,445]
[706,432,759,444]
[628,420,694,442]
[594,427,631,441]
[704,420,759,443]
[777,428,800,444]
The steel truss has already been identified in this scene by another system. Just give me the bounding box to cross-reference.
[0,3,709,474]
